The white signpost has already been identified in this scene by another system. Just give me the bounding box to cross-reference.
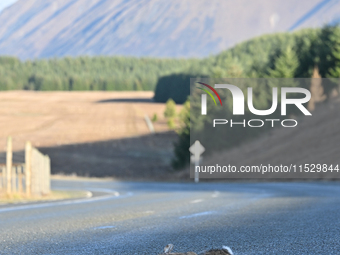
[189,140,205,183]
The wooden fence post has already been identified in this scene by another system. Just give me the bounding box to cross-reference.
[31,148,40,196]
[43,156,51,195]
[12,166,17,193]
[0,166,3,191]
[25,141,32,197]
[18,165,23,194]
[6,137,12,194]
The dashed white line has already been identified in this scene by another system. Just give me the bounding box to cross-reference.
[93,225,116,230]
[144,211,154,214]
[190,199,204,204]
[179,211,215,219]
[212,191,220,198]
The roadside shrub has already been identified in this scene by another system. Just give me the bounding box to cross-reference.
[151,113,158,122]
[167,118,176,129]
[164,99,177,118]
[172,100,190,169]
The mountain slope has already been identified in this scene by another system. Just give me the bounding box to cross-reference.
[0,0,340,59]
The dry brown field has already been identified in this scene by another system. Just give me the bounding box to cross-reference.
[0,91,182,180]
[0,91,182,151]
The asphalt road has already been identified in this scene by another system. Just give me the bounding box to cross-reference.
[0,180,340,254]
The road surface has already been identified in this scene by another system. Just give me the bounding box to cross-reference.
[0,179,340,254]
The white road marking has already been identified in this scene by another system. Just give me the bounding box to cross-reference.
[93,225,116,230]
[0,190,132,213]
[179,211,215,219]
[190,199,203,203]
[212,191,220,198]
[88,188,120,197]
[144,211,154,214]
